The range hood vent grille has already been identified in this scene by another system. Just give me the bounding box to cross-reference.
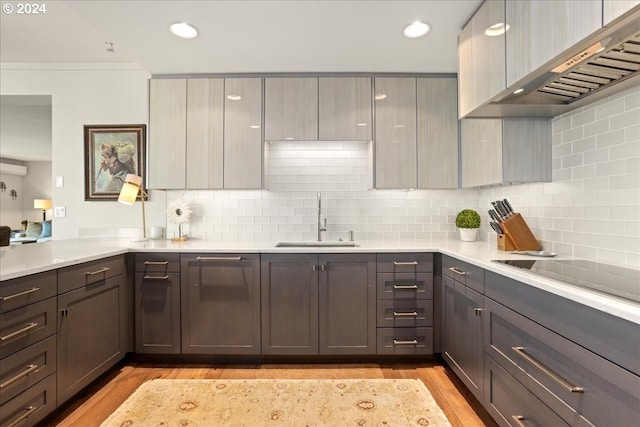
[536,32,640,103]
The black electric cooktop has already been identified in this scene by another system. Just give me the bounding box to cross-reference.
[492,259,640,304]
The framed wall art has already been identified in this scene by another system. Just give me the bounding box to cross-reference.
[84,124,146,201]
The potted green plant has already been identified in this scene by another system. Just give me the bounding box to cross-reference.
[455,209,481,242]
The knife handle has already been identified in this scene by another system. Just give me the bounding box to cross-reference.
[503,198,514,214]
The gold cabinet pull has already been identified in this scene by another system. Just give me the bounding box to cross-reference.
[1,287,40,301]
[392,284,418,289]
[1,322,38,341]
[1,364,40,389]
[511,415,527,427]
[143,275,169,280]
[85,267,110,276]
[448,267,467,275]
[196,256,243,262]
[393,339,418,345]
[512,346,584,393]
[393,311,418,317]
[8,405,37,427]
[144,260,169,265]
[393,261,418,265]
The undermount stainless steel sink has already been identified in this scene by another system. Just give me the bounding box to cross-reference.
[275,241,360,248]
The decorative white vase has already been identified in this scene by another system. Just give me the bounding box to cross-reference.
[459,228,478,242]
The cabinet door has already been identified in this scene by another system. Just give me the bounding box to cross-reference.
[374,77,417,189]
[458,0,506,118]
[186,78,224,189]
[603,0,640,24]
[261,254,318,355]
[148,79,186,189]
[57,275,125,405]
[502,119,551,182]
[224,78,263,189]
[135,272,181,354]
[319,77,372,141]
[181,254,260,355]
[417,78,459,189]
[461,119,503,187]
[319,254,376,355]
[442,275,484,402]
[265,78,318,141]
[506,0,602,87]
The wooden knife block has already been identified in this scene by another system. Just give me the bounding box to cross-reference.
[498,213,541,251]
[497,234,517,251]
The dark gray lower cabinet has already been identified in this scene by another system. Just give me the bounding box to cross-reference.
[442,274,484,402]
[319,254,376,355]
[261,253,376,355]
[135,253,181,354]
[484,355,570,427]
[57,274,126,405]
[181,254,261,354]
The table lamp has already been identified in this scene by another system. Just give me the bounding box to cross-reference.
[34,199,52,221]
[117,174,147,241]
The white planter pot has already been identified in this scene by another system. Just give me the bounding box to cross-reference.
[459,228,478,242]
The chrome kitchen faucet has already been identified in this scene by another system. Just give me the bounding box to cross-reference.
[317,192,327,241]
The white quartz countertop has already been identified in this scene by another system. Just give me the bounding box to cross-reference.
[1,238,638,325]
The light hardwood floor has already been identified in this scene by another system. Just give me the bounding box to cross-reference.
[45,360,497,427]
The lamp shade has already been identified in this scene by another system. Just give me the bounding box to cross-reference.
[118,174,143,205]
[34,199,52,210]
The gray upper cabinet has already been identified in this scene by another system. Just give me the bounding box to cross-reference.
[374,77,417,189]
[505,0,602,88]
[149,78,263,190]
[186,78,224,189]
[603,0,640,24]
[417,78,459,189]
[224,78,263,189]
[318,77,372,141]
[148,79,187,189]
[264,77,318,141]
[461,118,551,187]
[457,0,506,118]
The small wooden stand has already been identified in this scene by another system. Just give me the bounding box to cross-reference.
[497,213,541,251]
[171,236,188,243]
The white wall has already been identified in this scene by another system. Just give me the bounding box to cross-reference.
[22,161,52,222]
[0,64,166,238]
[480,85,640,268]
[0,172,23,228]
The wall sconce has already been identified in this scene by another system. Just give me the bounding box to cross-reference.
[117,174,148,241]
[34,199,52,221]
[0,182,6,192]
[10,190,17,200]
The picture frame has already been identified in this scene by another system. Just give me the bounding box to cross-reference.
[84,124,146,201]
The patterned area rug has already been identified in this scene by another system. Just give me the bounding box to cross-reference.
[100,378,452,426]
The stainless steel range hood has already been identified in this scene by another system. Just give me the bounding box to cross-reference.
[467,6,640,118]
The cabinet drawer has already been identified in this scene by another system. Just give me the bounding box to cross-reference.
[376,327,433,355]
[0,335,56,405]
[58,255,125,293]
[0,298,56,359]
[485,297,640,427]
[377,253,433,273]
[484,355,569,427]
[1,271,56,314]
[376,273,433,300]
[376,299,433,328]
[442,255,484,293]
[135,253,180,273]
[0,373,56,427]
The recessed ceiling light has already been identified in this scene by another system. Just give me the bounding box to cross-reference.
[170,22,198,39]
[513,88,524,94]
[356,123,368,127]
[226,95,242,101]
[484,23,509,37]
[374,94,387,101]
[249,125,261,129]
[403,21,431,39]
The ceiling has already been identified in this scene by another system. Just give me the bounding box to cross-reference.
[0,0,482,75]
